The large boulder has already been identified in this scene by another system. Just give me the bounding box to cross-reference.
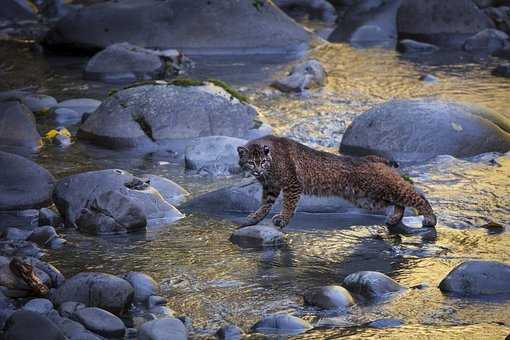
[329,0,401,48]
[0,101,42,151]
[50,272,134,315]
[463,28,510,52]
[438,260,510,296]
[339,99,510,163]
[45,0,310,55]
[4,310,67,340]
[342,271,403,299]
[0,151,55,210]
[138,317,187,340]
[251,314,313,336]
[53,169,183,229]
[397,0,495,47]
[78,83,258,151]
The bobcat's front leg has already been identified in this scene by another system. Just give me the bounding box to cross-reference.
[238,184,280,228]
[272,181,302,229]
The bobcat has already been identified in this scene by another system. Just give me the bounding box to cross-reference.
[237,135,436,229]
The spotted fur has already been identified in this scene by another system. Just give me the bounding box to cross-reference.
[237,135,436,229]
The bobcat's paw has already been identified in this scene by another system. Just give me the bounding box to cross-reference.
[271,214,288,229]
[236,216,258,229]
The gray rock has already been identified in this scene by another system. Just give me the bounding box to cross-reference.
[0,209,39,229]
[0,240,43,258]
[147,295,167,309]
[53,99,101,115]
[493,63,510,77]
[139,175,189,206]
[72,307,126,338]
[39,208,63,228]
[397,0,495,47]
[439,260,510,296]
[329,0,401,48]
[53,108,83,125]
[230,225,284,248]
[84,42,165,84]
[342,271,403,299]
[138,317,187,340]
[243,123,273,140]
[76,190,147,235]
[59,301,86,318]
[78,83,258,151]
[419,74,438,82]
[4,227,32,241]
[28,226,59,246]
[398,39,439,53]
[4,310,67,340]
[0,296,15,330]
[340,99,510,164]
[304,285,355,309]
[463,28,509,52]
[0,91,57,112]
[46,0,310,55]
[149,305,175,318]
[216,324,243,340]
[0,101,42,151]
[23,257,65,288]
[51,272,134,315]
[22,298,54,315]
[184,136,247,176]
[271,59,326,93]
[251,314,312,336]
[53,169,183,229]
[273,0,337,23]
[0,151,55,210]
[69,331,104,340]
[123,272,159,303]
[47,311,87,338]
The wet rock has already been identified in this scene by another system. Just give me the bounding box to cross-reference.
[78,83,258,151]
[23,298,54,315]
[398,39,439,53]
[45,0,309,55]
[184,136,247,176]
[72,307,126,338]
[53,169,183,229]
[419,74,438,82]
[138,317,187,340]
[39,208,62,228]
[216,324,243,340]
[123,272,159,303]
[3,227,32,241]
[340,99,510,163]
[53,108,83,125]
[0,91,57,113]
[76,190,147,235]
[53,98,101,115]
[59,301,86,318]
[230,225,284,248]
[342,271,403,299]
[397,0,494,47]
[0,0,38,22]
[139,175,189,206]
[304,285,354,309]
[0,102,42,151]
[84,42,165,84]
[28,226,59,246]
[271,59,326,93]
[0,151,55,210]
[0,240,42,258]
[439,260,510,296]
[251,314,313,336]
[273,0,337,23]
[329,0,401,48]
[5,310,67,340]
[463,28,509,52]
[51,272,134,315]
[493,63,510,77]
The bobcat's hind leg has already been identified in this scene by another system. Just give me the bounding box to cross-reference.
[385,205,404,226]
[238,185,280,229]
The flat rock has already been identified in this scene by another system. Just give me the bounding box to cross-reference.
[53,99,101,115]
[230,225,284,248]
[0,101,42,151]
[72,307,126,338]
[398,39,439,53]
[22,298,54,315]
[342,271,403,299]
[122,272,159,303]
[138,317,187,340]
[439,260,510,296]
[304,285,355,309]
[271,59,326,93]
[5,310,67,340]
[340,99,510,164]
[251,314,313,336]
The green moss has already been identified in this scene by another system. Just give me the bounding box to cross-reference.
[401,174,413,184]
[168,78,205,87]
[207,79,249,103]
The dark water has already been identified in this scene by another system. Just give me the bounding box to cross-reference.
[2,39,510,338]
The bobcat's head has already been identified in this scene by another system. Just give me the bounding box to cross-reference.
[237,144,272,178]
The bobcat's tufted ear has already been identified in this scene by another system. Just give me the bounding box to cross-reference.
[263,145,270,155]
[237,146,249,157]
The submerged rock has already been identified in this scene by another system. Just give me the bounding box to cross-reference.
[271,59,326,93]
[138,317,187,340]
[251,314,313,336]
[342,271,403,299]
[398,39,439,53]
[340,99,510,163]
[0,101,42,151]
[184,136,247,176]
[46,0,310,55]
[5,310,67,340]
[72,307,126,338]
[78,83,258,151]
[463,28,509,52]
[122,272,159,303]
[439,260,510,296]
[230,225,284,248]
[304,285,354,309]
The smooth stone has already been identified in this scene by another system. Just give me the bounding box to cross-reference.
[147,295,167,308]
[398,39,440,53]
[342,271,403,299]
[304,285,355,309]
[0,209,39,229]
[28,226,58,246]
[72,307,126,338]
[138,317,187,340]
[271,59,326,93]
[53,99,101,115]
[0,91,57,112]
[463,28,509,52]
[4,227,32,241]
[419,74,438,82]
[123,272,159,303]
[251,314,313,335]
[184,136,247,176]
[53,108,83,125]
[47,311,87,338]
[139,175,189,206]
[39,208,63,227]
[216,324,243,340]
[51,272,134,315]
[22,298,54,315]
[0,101,42,150]
[230,225,284,248]
[0,240,43,258]
[439,260,510,296]
[4,310,67,340]
[59,301,86,318]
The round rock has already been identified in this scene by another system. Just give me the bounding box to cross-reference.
[0,101,42,150]
[304,285,355,309]
[22,298,54,315]
[72,307,126,338]
[122,272,159,303]
[251,314,312,336]
[342,271,403,299]
[138,317,187,340]
[230,225,284,248]
[438,260,510,296]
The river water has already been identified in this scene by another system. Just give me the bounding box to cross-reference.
[1,39,510,338]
